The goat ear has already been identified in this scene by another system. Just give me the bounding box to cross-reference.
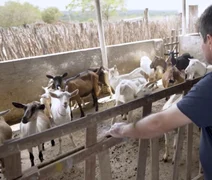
[65,85,69,91]
[62,73,68,78]
[39,104,45,110]
[70,89,79,98]
[12,102,26,109]
[46,75,53,79]
[0,109,11,116]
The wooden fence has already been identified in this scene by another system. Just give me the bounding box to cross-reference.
[163,29,180,59]
[0,16,180,61]
[0,77,203,180]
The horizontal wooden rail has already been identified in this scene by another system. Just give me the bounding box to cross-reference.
[19,137,126,180]
[0,78,201,159]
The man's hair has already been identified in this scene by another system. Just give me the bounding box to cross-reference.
[198,5,212,43]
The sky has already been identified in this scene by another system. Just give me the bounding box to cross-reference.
[0,0,211,15]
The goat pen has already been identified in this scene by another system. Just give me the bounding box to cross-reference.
[0,77,203,180]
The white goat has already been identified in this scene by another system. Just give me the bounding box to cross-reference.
[12,101,53,167]
[140,56,155,75]
[40,84,54,120]
[185,58,212,79]
[108,65,146,92]
[111,79,157,125]
[0,109,12,175]
[162,94,183,163]
[49,86,79,155]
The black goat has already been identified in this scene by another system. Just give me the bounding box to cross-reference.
[169,51,194,71]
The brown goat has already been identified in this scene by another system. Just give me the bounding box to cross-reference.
[150,56,167,72]
[46,69,101,118]
[162,56,185,89]
[88,66,113,97]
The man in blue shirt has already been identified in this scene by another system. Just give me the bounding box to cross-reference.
[108,5,212,180]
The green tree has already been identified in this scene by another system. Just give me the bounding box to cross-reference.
[0,1,41,27]
[42,7,62,24]
[66,0,126,21]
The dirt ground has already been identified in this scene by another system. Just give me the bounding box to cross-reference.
[10,94,201,180]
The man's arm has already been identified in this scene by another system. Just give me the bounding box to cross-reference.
[108,104,193,139]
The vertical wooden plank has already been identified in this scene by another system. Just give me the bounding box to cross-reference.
[163,37,166,59]
[3,153,22,180]
[98,149,112,180]
[172,127,185,180]
[172,90,188,180]
[182,0,187,35]
[85,124,97,180]
[171,29,175,52]
[175,30,179,57]
[189,5,198,33]
[94,0,108,68]
[136,103,152,180]
[150,138,159,180]
[186,123,193,180]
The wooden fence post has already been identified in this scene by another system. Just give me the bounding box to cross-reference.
[3,152,22,180]
[150,137,159,180]
[85,124,97,180]
[98,149,112,180]
[136,103,152,180]
[186,123,193,179]
[189,5,198,33]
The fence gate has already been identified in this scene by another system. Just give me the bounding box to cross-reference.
[163,29,180,59]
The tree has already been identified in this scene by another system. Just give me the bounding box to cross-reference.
[0,1,41,27]
[66,0,126,21]
[42,7,62,24]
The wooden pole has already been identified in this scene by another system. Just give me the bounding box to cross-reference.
[94,0,108,68]
[182,0,187,35]
[188,5,198,33]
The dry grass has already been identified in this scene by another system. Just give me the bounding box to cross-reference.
[0,16,181,61]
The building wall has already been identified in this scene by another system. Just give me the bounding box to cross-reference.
[179,33,205,62]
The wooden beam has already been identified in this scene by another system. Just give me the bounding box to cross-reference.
[185,124,193,179]
[182,0,187,35]
[85,125,97,180]
[18,137,125,180]
[136,104,152,180]
[94,0,108,68]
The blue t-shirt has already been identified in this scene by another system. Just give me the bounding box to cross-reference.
[177,72,212,180]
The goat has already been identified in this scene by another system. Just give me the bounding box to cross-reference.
[0,109,12,175]
[169,51,194,71]
[111,80,158,125]
[140,56,155,75]
[48,86,79,155]
[39,83,54,120]
[88,66,113,98]
[150,56,167,72]
[108,65,145,92]
[46,70,101,118]
[185,58,212,80]
[162,94,183,163]
[12,101,53,166]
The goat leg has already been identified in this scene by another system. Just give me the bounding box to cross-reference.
[163,133,169,162]
[69,134,76,147]
[28,148,35,167]
[58,137,62,155]
[51,139,55,146]
[38,145,44,163]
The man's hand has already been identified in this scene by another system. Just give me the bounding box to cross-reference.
[107,122,127,138]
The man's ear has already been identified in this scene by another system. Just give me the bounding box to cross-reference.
[207,34,212,46]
